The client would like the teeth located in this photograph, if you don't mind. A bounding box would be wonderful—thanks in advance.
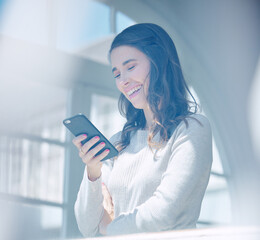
[127,85,142,96]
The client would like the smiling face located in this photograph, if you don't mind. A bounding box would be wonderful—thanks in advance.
[110,46,151,111]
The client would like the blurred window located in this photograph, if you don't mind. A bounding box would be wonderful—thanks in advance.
[0,79,67,238]
[0,0,111,50]
[116,11,136,33]
[57,0,110,52]
[90,93,125,139]
[0,0,50,45]
[0,137,65,203]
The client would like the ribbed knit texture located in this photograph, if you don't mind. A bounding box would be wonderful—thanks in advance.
[74,114,212,236]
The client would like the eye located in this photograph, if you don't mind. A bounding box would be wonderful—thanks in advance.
[128,65,135,71]
[114,73,120,79]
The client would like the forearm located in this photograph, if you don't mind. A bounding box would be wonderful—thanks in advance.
[106,178,205,236]
[74,169,104,237]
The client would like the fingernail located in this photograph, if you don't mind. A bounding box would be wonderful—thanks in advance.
[100,142,105,146]
[83,134,87,137]
[94,136,100,140]
[105,149,110,153]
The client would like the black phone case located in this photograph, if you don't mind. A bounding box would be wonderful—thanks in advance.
[63,113,118,161]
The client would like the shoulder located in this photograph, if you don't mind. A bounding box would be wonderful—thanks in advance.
[176,114,211,136]
[168,114,213,165]
[169,114,212,148]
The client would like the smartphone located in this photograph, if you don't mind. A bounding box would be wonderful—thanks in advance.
[63,113,118,161]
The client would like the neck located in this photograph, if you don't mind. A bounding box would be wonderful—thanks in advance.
[143,107,154,129]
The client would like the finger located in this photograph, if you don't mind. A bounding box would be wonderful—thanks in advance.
[102,184,113,214]
[72,134,87,149]
[106,194,113,210]
[105,198,113,214]
[104,189,114,214]
[81,141,106,162]
[102,184,113,206]
[102,183,110,198]
[91,149,110,163]
[80,136,100,155]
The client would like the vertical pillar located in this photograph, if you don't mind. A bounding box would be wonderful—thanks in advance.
[62,83,92,238]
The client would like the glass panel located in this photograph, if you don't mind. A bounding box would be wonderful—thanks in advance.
[0,0,49,45]
[207,174,228,191]
[116,11,136,33]
[90,94,125,139]
[0,137,65,203]
[0,80,67,142]
[199,174,231,226]
[57,0,110,52]
[0,0,111,49]
[0,200,62,239]
[212,138,224,174]
[199,189,232,226]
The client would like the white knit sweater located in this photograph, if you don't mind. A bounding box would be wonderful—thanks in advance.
[74,114,212,237]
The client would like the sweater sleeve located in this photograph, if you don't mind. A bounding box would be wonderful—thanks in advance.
[74,168,104,237]
[74,132,120,237]
[107,115,213,235]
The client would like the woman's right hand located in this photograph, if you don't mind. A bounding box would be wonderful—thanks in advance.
[72,134,110,181]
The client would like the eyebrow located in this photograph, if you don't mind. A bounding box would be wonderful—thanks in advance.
[112,59,137,73]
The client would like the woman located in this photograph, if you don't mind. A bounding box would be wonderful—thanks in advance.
[73,23,212,237]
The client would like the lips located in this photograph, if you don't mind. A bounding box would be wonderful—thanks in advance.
[126,85,142,97]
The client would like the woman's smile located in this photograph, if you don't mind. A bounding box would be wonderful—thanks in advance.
[125,84,143,99]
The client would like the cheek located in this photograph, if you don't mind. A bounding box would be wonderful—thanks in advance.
[143,78,150,97]
[140,64,150,84]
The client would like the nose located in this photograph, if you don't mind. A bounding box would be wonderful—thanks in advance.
[119,73,130,86]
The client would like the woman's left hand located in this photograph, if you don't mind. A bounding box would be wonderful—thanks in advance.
[99,183,114,235]
[102,183,114,220]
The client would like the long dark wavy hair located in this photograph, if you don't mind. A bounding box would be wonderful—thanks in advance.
[109,23,199,152]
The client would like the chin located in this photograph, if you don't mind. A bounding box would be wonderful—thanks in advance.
[131,103,146,110]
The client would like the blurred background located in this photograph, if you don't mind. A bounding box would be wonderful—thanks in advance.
[0,0,259,239]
